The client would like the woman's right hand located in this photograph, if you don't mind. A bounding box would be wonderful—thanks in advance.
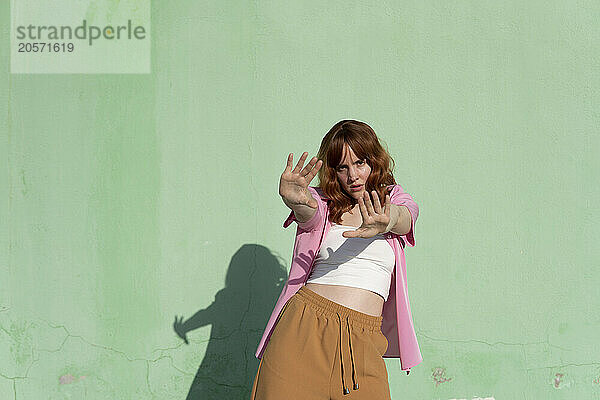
[279,152,323,209]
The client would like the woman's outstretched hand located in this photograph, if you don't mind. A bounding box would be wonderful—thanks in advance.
[279,152,323,209]
[173,316,189,344]
[342,190,392,239]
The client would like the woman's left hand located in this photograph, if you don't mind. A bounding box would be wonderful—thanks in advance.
[342,190,391,238]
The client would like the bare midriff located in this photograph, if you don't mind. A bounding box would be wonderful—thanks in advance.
[304,283,384,317]
[304,208,386,317]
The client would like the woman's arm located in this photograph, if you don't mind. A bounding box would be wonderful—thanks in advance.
[282,191,318,223]
[386,204,412,236]
[387,184,418,247]
[282,186,322,231]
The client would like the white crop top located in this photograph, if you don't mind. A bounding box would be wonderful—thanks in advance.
[306,223,395,301]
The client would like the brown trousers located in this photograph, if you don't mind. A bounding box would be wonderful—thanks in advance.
[251,286,391,399]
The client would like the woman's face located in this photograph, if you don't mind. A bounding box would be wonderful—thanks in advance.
[335,144,371,200]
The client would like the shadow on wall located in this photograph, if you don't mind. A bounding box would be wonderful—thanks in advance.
[173,244,288,400]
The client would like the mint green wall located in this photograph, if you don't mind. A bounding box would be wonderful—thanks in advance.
[2,1,599,399]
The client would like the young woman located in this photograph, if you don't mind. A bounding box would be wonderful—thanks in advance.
[251,120,422,399]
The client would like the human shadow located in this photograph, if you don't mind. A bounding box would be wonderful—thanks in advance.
[173,244,288,399]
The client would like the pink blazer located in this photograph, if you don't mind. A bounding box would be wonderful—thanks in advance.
[255,184,423,372]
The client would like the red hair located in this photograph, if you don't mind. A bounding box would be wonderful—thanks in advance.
[316,120,397,224]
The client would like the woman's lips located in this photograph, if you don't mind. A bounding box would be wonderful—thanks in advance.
[350,184,362,191]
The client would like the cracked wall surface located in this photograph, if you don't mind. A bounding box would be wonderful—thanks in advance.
[1,0,599,399]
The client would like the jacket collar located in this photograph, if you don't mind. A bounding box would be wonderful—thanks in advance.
[314,186,330,200]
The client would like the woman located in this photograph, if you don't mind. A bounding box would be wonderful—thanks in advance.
[251,120,422,399]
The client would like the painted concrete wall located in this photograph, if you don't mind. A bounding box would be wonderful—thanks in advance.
[1,1,599,399]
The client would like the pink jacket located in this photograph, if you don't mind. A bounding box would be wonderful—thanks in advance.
[255,184,423,372]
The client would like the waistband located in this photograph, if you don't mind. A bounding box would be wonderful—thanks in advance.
[295,285,383,331]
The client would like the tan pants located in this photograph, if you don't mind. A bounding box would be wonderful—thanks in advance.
[251,286,391,399]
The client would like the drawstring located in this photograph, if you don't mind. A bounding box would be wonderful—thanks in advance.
[336,313,348,395]
[346,315,359,390]
[336,312,359,395]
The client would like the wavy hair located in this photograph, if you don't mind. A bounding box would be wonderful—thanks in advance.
[316,120,397,224]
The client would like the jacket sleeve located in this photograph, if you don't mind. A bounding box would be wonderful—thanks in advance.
[282,186,322,232]
[389,184,418,247]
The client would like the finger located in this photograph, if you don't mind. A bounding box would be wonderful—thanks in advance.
[292,151,308,174]
[342,228,362,238]
[363,191,375,216]
[300,156,318,177]
[384,194,391,216]
[284,153,293,173]
[343,227,372,238]
[305,159,323,183]
[356,194,369,219]
[363,190,377,215]
[371,190,382,214]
